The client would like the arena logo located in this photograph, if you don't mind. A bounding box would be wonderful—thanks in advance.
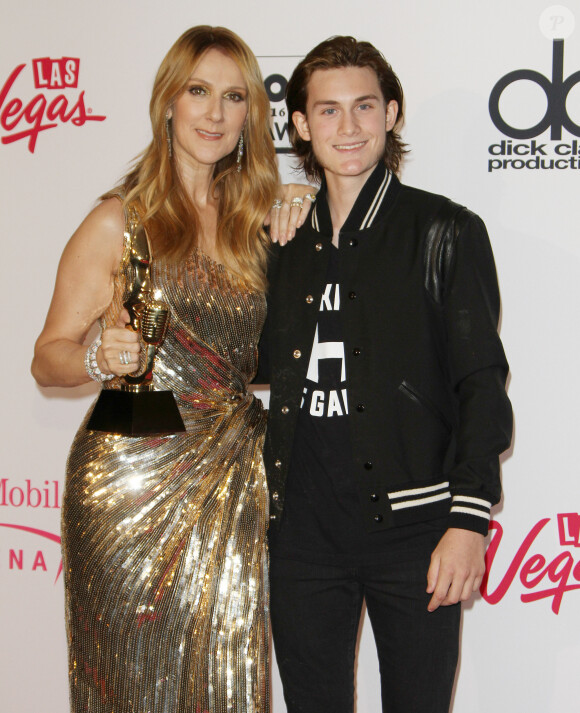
[258,57,301,155]
[0,477,60,509]
[487,6,579,172]
[0,522,62,582]
[0,56,106,153]
[481,513,580,614]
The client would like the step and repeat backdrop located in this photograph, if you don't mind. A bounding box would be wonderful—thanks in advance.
[1,1,578,711]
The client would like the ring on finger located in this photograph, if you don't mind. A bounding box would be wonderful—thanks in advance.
[272,198,283,210]
[304,193,317,204]
[119,350,130,365]
[290,197,304,208]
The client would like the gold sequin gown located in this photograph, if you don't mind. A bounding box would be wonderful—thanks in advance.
[63,218,269,713]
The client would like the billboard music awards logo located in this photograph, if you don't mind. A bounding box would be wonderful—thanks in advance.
[259,57,301,155]
[0,56,106,153]
[487,5,579,172]
[0,477,62,581]
[481,513,580,614]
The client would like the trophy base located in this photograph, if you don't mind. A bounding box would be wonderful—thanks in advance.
[86,389,186,436]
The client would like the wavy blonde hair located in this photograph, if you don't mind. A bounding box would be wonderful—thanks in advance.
[108,26,278,291]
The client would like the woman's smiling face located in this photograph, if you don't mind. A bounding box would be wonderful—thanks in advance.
[169,47,248,173]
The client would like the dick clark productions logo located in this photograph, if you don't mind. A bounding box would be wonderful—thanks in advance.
[487,6,579,171]
[0,56,106,153]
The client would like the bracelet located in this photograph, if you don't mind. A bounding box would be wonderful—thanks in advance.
[84,336,114,382]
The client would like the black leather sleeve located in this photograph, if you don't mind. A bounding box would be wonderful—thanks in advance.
[442,212,513,533]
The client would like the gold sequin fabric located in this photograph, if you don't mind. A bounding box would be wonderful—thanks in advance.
[63,230,269,712]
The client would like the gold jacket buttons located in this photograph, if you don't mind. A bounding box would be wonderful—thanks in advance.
[306,295,314,304]
[272,491,279,501]
[281,406,290,414]
[315,242,323,251]
[274,459,282,468]
[293,349,302,359]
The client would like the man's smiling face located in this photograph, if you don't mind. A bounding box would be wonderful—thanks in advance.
[292,65,398,184]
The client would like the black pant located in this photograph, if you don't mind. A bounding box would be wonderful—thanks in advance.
[270,547,460,713]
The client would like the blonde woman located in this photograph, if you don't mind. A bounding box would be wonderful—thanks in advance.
[32,26,311,713]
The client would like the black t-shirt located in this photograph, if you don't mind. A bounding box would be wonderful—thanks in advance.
[269,246,446,565]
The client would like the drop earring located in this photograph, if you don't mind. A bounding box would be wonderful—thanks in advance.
[165,114,172,158]
[236,132,244,172]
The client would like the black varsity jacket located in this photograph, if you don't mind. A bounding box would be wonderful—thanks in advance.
[256,163,513,536]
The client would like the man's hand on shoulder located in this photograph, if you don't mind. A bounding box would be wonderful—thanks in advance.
[426,528,486,612]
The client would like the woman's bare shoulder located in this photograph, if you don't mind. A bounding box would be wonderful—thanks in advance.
[63,197,126,269]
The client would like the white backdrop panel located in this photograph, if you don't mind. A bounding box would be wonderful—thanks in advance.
[1,1,579,712]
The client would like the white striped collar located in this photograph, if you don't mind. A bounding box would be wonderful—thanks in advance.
[360,170,392,229]
[309,163,398,234]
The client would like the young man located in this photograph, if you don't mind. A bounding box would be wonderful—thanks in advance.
[258,36,512,713]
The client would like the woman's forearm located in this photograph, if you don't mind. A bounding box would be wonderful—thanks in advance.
[32,338,93,388]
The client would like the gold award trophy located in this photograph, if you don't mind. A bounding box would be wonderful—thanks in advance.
[86,224,186,436]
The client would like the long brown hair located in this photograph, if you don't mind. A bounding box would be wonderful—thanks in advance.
[108,26,278,291]
[286,36,408,182]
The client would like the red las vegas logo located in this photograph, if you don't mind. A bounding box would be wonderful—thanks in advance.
[482,513,580,614]
[0,56,106,153]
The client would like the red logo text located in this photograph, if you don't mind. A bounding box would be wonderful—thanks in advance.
[32,57,80,89]
[0,57,106,153]
[0,478,60,509]
[0,523,62,582]
[481,514,580,614]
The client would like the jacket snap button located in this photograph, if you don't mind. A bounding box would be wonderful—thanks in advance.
[374,514,383,523]
[293,349,302,359]
[370,493,379,502]
[315,243,323,251]
[270,514,277,520]
[306,295,314,304]
[349,291,357,299]
[349,238,358,247]
[274,459,282,468]
[352,348,361,356]
[356,404,365,412]
[364,462,373,470]
[272,491,279,501]
[281,406,289,414]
